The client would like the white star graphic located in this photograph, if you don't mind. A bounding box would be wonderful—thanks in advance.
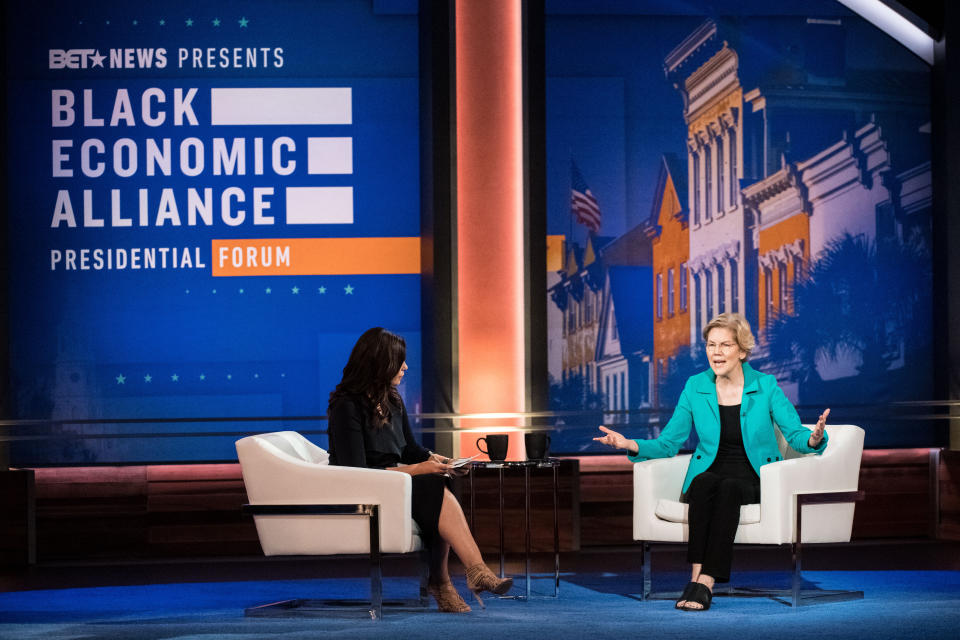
[291,286,300,294]
[144,374,153,383]
[171,374,179,382]
[227,374,233,380]
[116,374,126,384]
[344,284,354,295]
[254,373,260,378]
[185,18,194,27]
[239,288,245,294]
[199,373,206,381]
[265,287,272,294]
[318,286,327,294]
[90,50,106,67]
[239,16,250,28]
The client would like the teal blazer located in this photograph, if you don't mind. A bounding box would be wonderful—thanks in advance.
[628,362,828,495]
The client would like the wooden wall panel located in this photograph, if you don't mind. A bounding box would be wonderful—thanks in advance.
[21,450,955,562]
[0,469,35,565]
[940,450,960,540]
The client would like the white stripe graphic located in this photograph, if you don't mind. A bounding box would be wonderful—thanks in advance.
[285,187,354,224]
[307,137,353,174]
[211,88,352,125]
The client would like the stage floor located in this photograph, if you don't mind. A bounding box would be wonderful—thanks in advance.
[1,540,959,639]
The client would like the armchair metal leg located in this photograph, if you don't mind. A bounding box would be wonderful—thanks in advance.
[241,503,430,619]
[785,491,865,607]
[641,542,652,601]
[369,505,383,620]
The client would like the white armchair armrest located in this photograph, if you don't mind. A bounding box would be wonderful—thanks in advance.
[633,454,690,541]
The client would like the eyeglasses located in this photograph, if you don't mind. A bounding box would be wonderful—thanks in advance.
[705,342,738,353]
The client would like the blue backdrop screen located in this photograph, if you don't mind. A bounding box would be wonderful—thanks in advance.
[5,0,423,463]
[545,0,936,450]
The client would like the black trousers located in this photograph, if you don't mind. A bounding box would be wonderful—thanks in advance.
[685,471,760,583]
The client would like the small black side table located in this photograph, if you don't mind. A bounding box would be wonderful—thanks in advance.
[467,459,560,600]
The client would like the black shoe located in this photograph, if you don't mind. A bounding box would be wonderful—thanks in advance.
[675,582,698,609]
[680,582,712,611]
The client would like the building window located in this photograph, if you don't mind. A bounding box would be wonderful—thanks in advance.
[729,127,738,201]
[583,291,592,324]
[876,202,897,243]
[705,269,714,321]
[605,375,611,410]
[612,372,618,412]
[656,273,663,320]
[668,268,675,316]
[620,371,626,410]
[680,262,688,311]
[704,144,713,220]
[779,261,788,310]
[717,134,725,213]
[692,152,700,225]
[694,273,701,329]
[567,303,575,333]
[764,267,773,320]
[792,254,804,312]
[729,258,738,313]
[717,263,726,313]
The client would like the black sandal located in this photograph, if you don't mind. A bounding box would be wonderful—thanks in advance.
[680,582,712,611]
[675,581,698,609]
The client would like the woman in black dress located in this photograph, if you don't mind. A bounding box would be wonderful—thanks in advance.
[327,327,512,612]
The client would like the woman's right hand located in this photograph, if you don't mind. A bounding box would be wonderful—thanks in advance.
[416,459,453,475]
[593,426,639,454]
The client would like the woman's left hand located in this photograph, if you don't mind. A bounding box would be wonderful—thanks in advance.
[808,408,830,448]
[429,452,451,464]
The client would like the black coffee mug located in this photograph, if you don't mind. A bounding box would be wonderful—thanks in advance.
[476,434,509,461]
[524,431,551,460]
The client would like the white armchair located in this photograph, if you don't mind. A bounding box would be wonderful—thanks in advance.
[633,424,866,606]
[236,431,428,619]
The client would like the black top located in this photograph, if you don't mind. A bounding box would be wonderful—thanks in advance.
[327,393,431,469]
[707,403,759,481]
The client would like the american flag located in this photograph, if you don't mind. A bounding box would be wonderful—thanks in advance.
[571,162,602,232]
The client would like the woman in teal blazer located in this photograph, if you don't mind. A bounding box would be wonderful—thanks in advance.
[595,313,829,611]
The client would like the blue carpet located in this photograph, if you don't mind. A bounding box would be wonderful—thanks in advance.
[1,571,958,639]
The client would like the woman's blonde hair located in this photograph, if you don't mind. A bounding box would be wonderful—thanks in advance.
[701,313,756,359]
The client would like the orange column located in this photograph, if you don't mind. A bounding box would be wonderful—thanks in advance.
[455,0,526,460]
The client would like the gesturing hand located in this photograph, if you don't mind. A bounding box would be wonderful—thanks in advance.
[593,426,638,454]
[808,408,830,448]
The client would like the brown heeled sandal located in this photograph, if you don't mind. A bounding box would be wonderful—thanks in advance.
[428,581,471,613]
[465,563,513,608]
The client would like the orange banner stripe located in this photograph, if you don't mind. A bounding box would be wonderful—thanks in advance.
[211,237,421,277]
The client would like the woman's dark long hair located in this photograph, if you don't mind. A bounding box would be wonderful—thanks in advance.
[329,327,406,427]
